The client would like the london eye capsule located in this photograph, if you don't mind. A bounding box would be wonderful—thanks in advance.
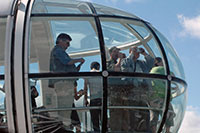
[0,0,187,132]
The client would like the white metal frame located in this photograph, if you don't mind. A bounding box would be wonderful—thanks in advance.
[13,0,31,132]
[5,15,15,133]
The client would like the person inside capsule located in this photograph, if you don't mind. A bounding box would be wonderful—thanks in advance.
[150,57,175,133]
[107,46,130,131]
[120,46,155,132]
[49,33,85,128]
[84,61,102,131]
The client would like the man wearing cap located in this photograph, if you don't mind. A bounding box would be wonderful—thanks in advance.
[49,33,85,128]
[107,46,128,131]
[107,46,125,72]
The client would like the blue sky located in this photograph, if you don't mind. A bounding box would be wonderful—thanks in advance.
[79,0,200,132]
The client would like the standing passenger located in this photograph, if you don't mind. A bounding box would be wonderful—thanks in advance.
[150,57,175,133]
[84,62,102,131]
[106,46,128,131]
[49,33,85,128]
[121,46,154,132]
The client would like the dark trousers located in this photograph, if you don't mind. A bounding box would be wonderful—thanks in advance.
[71,103,80,126]
[90,98,102,131]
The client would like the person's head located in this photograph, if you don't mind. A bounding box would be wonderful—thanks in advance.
[109,46,120,60]
[56,33,72,50]
[90,61,100,70]
[129,46,140,59]
[155,57,163,66]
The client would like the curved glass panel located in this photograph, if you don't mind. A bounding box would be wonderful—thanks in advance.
[92,3,139,18]
[107,77,168,132]
[151,25,185,80]
[30,77,103,132]
[32,0,92,14]
[101,21,138,46]
[101,18,166,74]
[167,81,187,133]
[129,24,149,39]
[29,17,101,73]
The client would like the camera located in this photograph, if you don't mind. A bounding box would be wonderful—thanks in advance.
[136,48,143,53]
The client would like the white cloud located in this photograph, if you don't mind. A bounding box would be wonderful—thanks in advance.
[178,14,200,39]
[179,106,200,133]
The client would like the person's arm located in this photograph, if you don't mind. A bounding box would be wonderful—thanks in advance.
[54,48,85,65]
[121,55,134,72]
[74,88,84,100]
[144,54,155,69]
[114,52,125,71]
[83,79,89,106]
[76,61,84,71]
[139,48,154,68]
[67,58,85,65]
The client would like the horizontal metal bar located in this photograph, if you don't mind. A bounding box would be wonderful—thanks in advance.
[33,105,163,113]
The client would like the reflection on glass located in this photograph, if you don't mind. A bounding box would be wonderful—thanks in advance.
[30,77,103,132]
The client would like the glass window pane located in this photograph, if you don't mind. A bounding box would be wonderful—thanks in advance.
[29,17,102,73]
[129,24,149,39]
[168,81,187,133]
[101,18,165,74]
[100,18,139,48]
[93,3,139,18]
[151,26,185,80]
[30,77,103,132]
[107,77,167,132]
[32,0,92,14]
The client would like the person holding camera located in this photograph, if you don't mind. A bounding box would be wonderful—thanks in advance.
[121,46,154,74]
[120,46,154,132]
